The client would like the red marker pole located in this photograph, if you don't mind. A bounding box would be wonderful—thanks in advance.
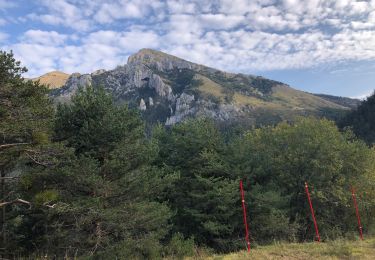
[240,180,251,252]
[351,186,364,240]
[304,182,320,242]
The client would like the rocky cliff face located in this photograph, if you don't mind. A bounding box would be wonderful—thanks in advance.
[51,49,355,125]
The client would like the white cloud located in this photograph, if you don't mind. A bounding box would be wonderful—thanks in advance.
[6,43,61,76]
[6,29,161,77]
[95,1,146,23]
[349,1,369,15]
[24,0,375,33]
[219,0,253,15]
[167,0,196,14]
[1,0,374,80]
[200,14,244,30]
[21,30,68,45]
[7,41,124,77]
[27,0,93,31]
[0,18,6,26]
[84,30,160,52]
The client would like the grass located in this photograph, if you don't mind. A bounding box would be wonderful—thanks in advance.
[32,71,70,89]
[196,74,225,101]
[191,238,375,260]
[195,73,344,113]
[271,85,347,110]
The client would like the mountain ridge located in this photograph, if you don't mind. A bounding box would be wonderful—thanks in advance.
[50,49,358,125]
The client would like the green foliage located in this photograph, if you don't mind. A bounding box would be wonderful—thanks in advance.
[202,71,281,97]
[0,51,54,255]
[34,190,59,205]
[46,86,174,257]
[164,233,195,258]
[154,119,242,252]
[156,68,201,95]
[4,84,176,258]
[0,50,53,151]
[2,51,375,258]
[94,236,163,260]
[316,107,349,122]
[32,131,49,145]
[141,99,172,125]
[340,92,375,145]
[229,117,375,241]
[55,86,143,162]
[0,50,27,85]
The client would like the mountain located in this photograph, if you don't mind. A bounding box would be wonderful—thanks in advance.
[51,49,355,126]
[33,71,70,89]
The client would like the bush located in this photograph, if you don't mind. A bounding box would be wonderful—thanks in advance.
[164,233,195,259]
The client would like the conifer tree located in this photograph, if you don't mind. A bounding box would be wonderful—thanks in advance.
[155,119,241,251]
[0,50,53,251]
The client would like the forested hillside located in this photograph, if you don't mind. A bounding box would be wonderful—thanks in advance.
[340,92,375,145]
[1,51,375,259]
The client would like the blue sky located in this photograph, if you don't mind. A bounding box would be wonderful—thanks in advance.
[1,0,375,98]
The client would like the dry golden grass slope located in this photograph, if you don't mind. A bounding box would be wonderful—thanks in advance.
[32,71,70,89]
[271,85,348,111]
[193,238,375,260]
[196,71,348,112]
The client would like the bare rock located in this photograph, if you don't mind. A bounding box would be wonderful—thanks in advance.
[139,98,146,110]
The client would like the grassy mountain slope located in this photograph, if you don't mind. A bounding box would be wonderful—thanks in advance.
[33,71,70,88]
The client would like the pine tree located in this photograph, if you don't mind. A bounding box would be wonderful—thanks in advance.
[47,86,174,257]
[155,119,241,251]
[0,50,53,252]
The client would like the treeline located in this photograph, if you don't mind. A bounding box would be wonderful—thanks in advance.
[340,91,375,145]
[1,51,375,258]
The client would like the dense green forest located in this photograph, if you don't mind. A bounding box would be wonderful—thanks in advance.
[1,51,375,259]
[340,92,375,145]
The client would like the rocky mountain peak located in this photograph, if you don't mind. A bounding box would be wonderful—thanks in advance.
[127,48,205,72]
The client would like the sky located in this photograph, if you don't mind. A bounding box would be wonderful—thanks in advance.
[1,0,375,98]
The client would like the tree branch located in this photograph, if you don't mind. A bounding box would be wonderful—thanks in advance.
[25,152,49,167]
[0,198,31,208]
[0,176,20,180]
[0,142,30,149]
[0,199,59,209]
[43,201,58,208]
